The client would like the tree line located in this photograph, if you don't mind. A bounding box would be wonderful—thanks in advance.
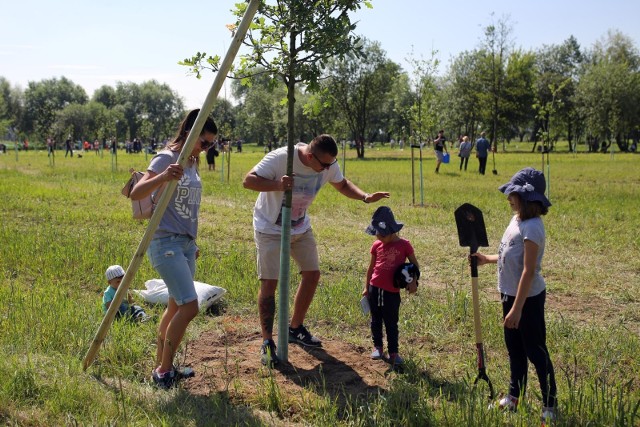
[1,21,639,156]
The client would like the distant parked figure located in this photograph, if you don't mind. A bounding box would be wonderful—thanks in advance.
[206,143,219,171]
[65,138,73,157]
[433,130,448,173]
[46,138,53,157]
[475,132,491,175]
[458,135,473,171]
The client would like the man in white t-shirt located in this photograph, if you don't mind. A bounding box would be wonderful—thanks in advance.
[243,134,390,366]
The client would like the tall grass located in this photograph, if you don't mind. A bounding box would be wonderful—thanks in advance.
[0,145,639,425]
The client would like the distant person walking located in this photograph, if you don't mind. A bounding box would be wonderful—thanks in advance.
[475,132,491,175]
[458,135,473,171]
[433,130,448,174]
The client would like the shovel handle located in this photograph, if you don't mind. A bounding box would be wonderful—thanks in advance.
[470,247,479,278]
[469,247,483,345]
[471,275,484,346]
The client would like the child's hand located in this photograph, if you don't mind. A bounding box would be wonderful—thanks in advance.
[362,287,369,297]
[470,252,488,266]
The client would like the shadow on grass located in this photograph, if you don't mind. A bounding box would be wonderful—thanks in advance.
[278,345,383,416]
[160,389,264,427]
[393,361,471,402]
[94,375,264,426]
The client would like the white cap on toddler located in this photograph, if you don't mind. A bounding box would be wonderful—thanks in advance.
[105,265,126,281]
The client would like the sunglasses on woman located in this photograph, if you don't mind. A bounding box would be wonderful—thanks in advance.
[199,137,214,150]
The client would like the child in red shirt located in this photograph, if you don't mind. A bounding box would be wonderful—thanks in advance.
[363,206,420,366]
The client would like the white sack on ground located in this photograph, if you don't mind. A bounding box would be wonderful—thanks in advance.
[133,279,227,311]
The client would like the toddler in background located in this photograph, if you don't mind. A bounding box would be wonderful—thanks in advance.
[103,265,148,322]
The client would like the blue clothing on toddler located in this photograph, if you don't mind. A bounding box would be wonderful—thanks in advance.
[102,286,148,321]
[103,285,129,315]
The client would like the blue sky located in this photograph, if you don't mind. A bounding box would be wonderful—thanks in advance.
[1,0,639,109]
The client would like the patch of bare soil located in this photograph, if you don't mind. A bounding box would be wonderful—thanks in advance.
[182,316,394,411]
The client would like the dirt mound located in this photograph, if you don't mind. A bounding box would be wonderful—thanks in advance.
[182,315,394,409]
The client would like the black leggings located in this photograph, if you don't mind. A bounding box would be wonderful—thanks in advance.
[478,156,488,174]
[459,156,469,170]
[368,285,401,354]
[502,290,557,407]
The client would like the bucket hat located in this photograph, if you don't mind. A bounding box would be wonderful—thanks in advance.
[499,167,551,207]
[365,206,404,236]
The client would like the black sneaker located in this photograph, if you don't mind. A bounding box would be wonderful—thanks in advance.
[152,369,176,390]
[288,324,322,347]
[260,339,280,367]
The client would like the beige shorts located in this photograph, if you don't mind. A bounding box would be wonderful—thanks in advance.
[254,228,319,280]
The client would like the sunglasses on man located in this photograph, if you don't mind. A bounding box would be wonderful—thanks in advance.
[311,151,337,169]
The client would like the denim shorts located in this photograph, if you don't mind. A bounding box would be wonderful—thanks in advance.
[147,234,197,305]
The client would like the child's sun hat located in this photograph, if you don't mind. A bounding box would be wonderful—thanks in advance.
[499,167,551,207]
[365,206,403,236]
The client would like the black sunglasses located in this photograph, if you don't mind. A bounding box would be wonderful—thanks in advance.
[311,151,337,169]
[199,137,214,150]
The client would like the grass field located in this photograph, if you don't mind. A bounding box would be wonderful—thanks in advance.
[0,143,639,426]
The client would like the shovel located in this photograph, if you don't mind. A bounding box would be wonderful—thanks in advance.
[454,203,495,399]
[491,146,498,175]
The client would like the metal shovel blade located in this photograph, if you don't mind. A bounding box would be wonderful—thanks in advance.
[454,203,489,252]
[454,203,494,400]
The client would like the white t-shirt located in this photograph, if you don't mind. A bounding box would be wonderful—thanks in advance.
[252,143,344,235]
[497,215,546,297]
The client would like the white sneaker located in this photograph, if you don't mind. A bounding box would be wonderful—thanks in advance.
[489,395,518,411]
[541,407,557,425]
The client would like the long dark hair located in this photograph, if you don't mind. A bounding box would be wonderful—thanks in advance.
[513,193,548,220]
[167,109,218,152]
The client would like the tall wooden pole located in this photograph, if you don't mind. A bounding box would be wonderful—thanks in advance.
[82,0,262,370]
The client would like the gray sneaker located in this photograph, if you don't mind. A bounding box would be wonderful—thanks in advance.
[260,339,280,367]
[174,365,195,379]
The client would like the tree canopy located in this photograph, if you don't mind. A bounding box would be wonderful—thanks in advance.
[3,23,640,153]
